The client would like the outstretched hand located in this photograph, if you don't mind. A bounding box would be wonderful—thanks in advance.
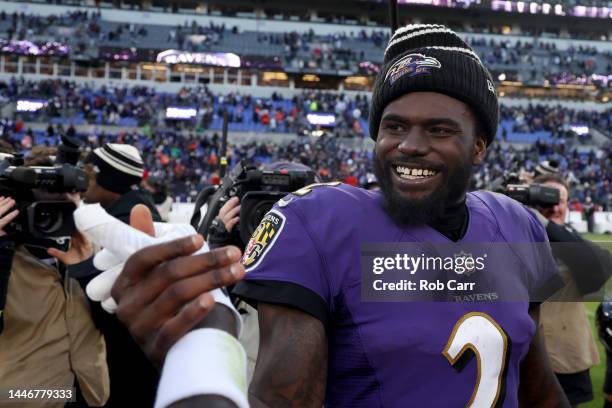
[111,204,245,366]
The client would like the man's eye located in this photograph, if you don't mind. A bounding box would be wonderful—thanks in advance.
[383,123,405,132]
[429,127,456,136]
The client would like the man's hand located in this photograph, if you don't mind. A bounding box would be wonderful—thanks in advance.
[47,230,93,264]
[218,197,241,233]
[0,197,18,236]
[111,206,245,366]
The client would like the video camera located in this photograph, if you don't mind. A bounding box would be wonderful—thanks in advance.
[0,136,87,240]
[198,161,317,246]
[492,172,560,207]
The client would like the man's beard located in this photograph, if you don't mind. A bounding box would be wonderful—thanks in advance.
[373,156,472,226]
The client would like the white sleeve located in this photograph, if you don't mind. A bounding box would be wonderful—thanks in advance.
[154,328,249,408]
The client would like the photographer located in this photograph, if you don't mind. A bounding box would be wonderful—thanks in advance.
[65,143,162,407]
[597,302,612,408]
[82,144,161,223]
[192,161,318,381]
[0,147,109,407]
[141,176,173,222]
[533,172,612,407]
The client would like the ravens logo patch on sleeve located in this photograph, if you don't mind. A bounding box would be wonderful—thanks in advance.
[242,210,286,271]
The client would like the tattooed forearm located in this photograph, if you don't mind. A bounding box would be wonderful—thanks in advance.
[249,303,328,408]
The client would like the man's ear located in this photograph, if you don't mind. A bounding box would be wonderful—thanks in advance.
[472,136,487,166]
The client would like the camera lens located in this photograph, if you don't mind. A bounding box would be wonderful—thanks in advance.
[33,206,64,235]
[27,201,77,238]
[246,200,275,237]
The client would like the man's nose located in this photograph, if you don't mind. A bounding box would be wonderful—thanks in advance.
[397,128,430,156]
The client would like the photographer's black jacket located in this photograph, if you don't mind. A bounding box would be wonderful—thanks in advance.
[0,236,15,335]
[68,190,161,407]
[545,222,612,295]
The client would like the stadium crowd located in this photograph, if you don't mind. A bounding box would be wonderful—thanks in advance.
[0,79,374,133]
[498,104,611,138]
[1,10,611,86]
[1,113,610,211]
[1,79,610,138]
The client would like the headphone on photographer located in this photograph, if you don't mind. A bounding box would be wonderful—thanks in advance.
[190,184,225,237]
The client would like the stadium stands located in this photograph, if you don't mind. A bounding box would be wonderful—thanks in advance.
[2,80,610,140]
[1,8,610,89]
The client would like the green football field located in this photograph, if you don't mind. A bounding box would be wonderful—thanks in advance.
[579,234,612,408]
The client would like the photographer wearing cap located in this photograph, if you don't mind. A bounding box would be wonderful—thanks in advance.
[532,171,612,407]
[64,143,162,407]
[141,176,173,222]
[0,147,109,407]
[83,144,161,223]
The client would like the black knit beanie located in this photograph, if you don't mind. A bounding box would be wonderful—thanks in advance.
[369,24,499,145]
[86,143,144,194]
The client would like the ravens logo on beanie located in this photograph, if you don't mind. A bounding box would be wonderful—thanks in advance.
[369,24,499,145]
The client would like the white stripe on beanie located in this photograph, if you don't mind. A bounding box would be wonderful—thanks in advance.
[421,46,481,63]
[107,143,143,165]
[385,26,456,55]
[93,144,144,177]
[389,24,446,40]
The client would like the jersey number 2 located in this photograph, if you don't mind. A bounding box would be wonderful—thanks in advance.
[442,312,509,408]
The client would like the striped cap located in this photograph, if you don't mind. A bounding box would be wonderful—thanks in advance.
[370,24,499,145]
[535,160,560,176]
[88,143,144,194]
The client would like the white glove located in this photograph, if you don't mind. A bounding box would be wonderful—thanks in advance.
[74,204,207,313]
[73,204,243,337]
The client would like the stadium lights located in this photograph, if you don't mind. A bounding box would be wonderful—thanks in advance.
[165,107,198,120]
[570,125,589,136]
[307,113,336,127]
[302,74,321,82]
[177,66,206,73]
[311,130,325,137]
[500,81,523,86]
[491,0,566,15]
[142,64,168,71]
[345,76,370,86]
[262,72,289,81]
[396,0,482,6]
[556,84,597,90]
[16,99,47,112]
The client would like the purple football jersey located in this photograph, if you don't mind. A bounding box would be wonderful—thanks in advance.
[233,183,559,407]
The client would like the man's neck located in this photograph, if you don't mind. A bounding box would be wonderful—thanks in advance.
[100,193,122,209]
[428,198,468,242]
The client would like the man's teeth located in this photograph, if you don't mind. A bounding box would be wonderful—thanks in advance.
[396,166,438,179]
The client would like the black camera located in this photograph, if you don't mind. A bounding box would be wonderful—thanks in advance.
[492,172,560,207]
[0,137,87,240]
[199,161,316,246]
